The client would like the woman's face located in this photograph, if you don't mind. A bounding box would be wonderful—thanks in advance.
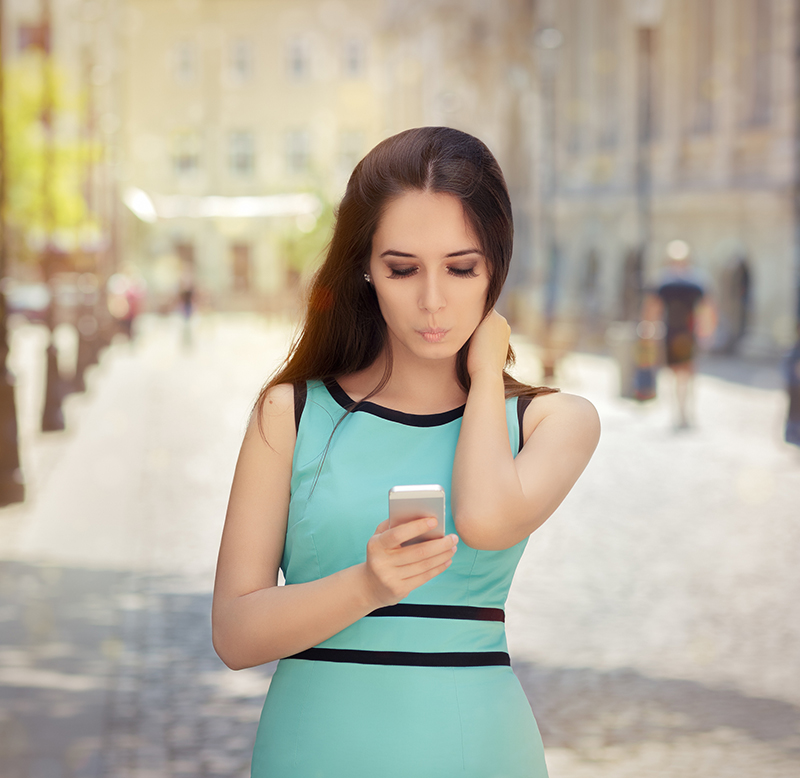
[368,190,490,365]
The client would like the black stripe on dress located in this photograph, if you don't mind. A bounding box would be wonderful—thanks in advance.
[517,395,533,454]
[324,378,466,427]
[367,604,504,622]
[287,648,511,667]
[293,381,307,434]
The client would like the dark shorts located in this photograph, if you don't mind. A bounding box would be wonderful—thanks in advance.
[665,331,696,366]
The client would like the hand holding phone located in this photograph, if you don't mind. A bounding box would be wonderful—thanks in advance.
[388,484,446,546]
[363,486,457,607]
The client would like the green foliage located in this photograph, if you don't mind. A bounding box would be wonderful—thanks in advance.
[280,198,335,279]
[4,53,93,257]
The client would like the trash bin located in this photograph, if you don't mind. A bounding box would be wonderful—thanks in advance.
[606,320,664,400]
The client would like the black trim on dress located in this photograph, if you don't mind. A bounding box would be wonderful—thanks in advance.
[367,604,505,622]
[324,379,466,427]
[293,381,307,434]
[517,395,533,454]
[287,648,511,667]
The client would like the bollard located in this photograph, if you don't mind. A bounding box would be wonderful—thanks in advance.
[0,291,25,506]
[785,336,800,447]
[71,273,100,393]
[0,370,24,506]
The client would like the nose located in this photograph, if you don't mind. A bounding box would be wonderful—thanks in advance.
[419,275,446,313]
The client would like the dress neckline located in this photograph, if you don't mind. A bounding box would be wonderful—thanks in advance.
[324,379,466,428]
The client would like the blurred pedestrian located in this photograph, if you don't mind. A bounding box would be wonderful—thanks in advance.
[784,325,800,447]
[177,268,195,348]
[642,240,714,429]
[212,127,600,778]
[107,268,146,342]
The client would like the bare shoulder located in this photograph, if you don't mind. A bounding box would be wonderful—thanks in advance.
[258,382,295,418]
[521,391,600,446]
[246,382,297,456]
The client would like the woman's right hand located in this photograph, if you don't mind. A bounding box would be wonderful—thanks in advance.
[363,519,459,608]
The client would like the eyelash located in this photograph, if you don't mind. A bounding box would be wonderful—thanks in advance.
[388,267,478,279]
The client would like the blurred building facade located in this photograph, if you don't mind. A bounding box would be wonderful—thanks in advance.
[3,0,797,353]
[532,0,796,354]
[382,0,796,355]
[379,0,539,315]
[120,0,384,311]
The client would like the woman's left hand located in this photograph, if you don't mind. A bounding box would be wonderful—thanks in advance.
[467,309,511,379]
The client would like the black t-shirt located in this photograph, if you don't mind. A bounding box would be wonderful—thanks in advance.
[656,276,705,334]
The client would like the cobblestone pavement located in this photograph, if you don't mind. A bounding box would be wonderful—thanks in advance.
[1,312,799,777]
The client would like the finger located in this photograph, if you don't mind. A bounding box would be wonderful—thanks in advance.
[401,557,454,588]
[380,517,439,548]
[373,519,390,535]
[393,534,459,567]
[397,545,457,578]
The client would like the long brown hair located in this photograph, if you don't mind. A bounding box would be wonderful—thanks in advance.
[254,127,556,435]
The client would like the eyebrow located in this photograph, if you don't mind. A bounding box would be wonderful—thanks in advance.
[379,248,484,259]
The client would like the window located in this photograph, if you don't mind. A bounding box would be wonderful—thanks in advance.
[565,12,585,154]
[286,130,310,174]
[648,30,663,141]
[229,38,254,83]
[287,38,310,80]
[595,0,619,149]
[17,23,49,53]
[175,242,195,268]
[173,131,201,175]
[231,243,251,292]
[738,0,772,127]
[229,131,255,176]
[174,40,197,84]
[690,1,715,134]
[338,131,364,175]
[342,39,366,77]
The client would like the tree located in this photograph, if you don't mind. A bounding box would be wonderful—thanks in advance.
[279,197,334,287]
[4,52,92,264]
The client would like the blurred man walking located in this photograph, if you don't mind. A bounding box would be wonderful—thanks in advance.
[643,240,714,429]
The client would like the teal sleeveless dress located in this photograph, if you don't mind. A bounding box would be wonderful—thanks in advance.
[251,379,549,778]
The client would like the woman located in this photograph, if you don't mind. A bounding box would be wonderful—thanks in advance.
[212,127,600,777]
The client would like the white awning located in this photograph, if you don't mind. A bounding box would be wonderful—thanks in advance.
[124,188,321,221]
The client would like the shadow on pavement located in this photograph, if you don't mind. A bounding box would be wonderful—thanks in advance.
[695,353,784,391]
[0,560,274,778]
[4,557,799,776]
[514,660,800,754]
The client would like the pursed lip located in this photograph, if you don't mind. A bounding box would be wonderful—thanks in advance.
[417,328,449,343]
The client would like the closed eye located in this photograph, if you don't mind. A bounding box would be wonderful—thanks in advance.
[385,265,480,279]
[448,266,478,278]
[387,266,417,278]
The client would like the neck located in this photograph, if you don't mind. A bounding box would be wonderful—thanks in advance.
[341,344,467,413]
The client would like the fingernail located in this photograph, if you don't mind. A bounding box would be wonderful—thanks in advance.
[427,518,438,527]
[449,534,459,543]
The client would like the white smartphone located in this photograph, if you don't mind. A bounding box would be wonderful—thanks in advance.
[388,484,446,546]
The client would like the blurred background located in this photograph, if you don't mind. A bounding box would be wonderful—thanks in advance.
[1,1,799,777]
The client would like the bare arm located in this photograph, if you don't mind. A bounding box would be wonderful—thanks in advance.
[641,292,663,324]
[212,384,458,670]
[451,312,600,550]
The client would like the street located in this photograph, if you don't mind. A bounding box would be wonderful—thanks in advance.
[1,313,799,778]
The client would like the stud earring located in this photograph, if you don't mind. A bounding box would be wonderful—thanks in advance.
[364,273,372,283]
